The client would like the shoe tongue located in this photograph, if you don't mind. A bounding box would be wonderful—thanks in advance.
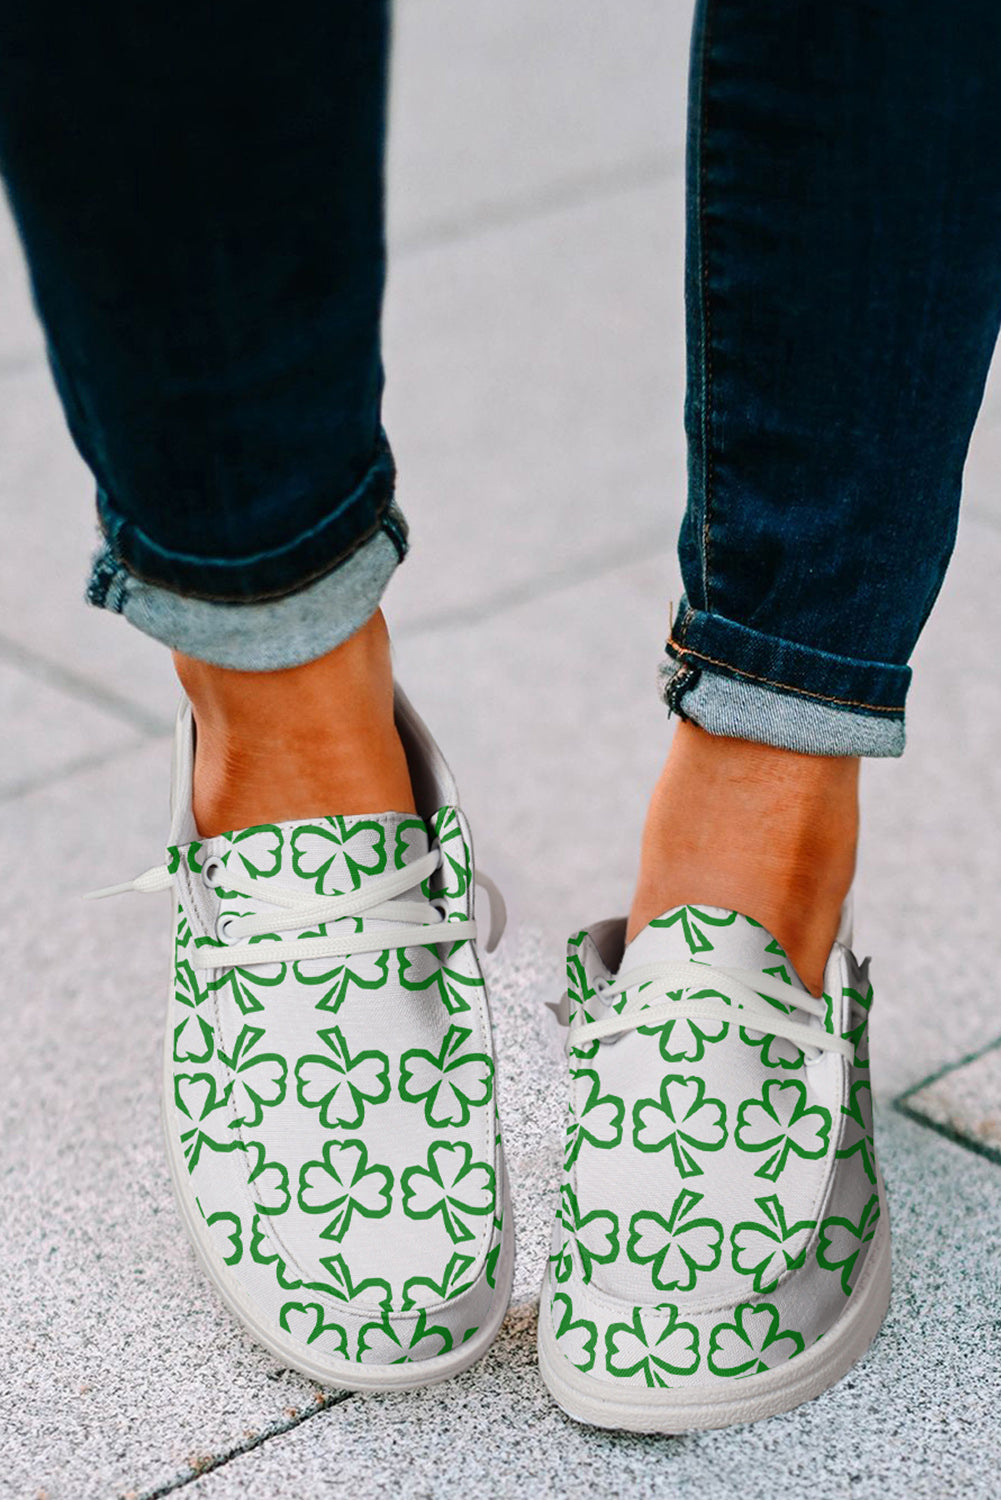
[620,904,806,992]
[208,812,430,897]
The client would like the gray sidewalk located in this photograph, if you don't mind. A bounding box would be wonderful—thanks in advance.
[4,3,1001,1497]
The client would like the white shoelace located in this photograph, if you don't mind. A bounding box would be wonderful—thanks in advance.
[86,847,506,969]
[569,959,852,1061]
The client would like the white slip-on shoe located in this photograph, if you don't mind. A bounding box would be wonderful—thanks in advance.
[538,903,889,1433]
[91,687,514,1390]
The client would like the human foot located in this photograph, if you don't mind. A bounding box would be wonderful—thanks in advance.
[538,903,887,1432]
[628,722,858,994]
[173,608,416,837]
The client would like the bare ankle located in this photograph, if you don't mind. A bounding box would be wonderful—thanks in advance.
[628,722,859,994]
[174,610,416,836]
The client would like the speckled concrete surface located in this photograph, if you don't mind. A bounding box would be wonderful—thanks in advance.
[4,0,1001,1495]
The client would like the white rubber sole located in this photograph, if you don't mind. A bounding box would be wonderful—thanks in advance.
[538,1184,891,1434]
[162,1044,515,1392]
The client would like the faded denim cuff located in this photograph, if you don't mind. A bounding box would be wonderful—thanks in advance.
[87,501,407,670]
[663,602,908,758]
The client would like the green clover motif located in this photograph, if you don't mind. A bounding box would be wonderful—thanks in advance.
[817,1193,880,1295]
[730,1194,817,1293]
[605,1305,700,1385]
[295,948,390,1015]
[735,1079,832,1181]
[173,1013,214,1064]
[205,957,287,1017]
[565,936,602,1060]
[835,1080,876,1183]
[221,825,284,882]
[298,1139,393,1242]
[551,1185,619,1285]
[421,808,471,900]
[291,817,387,894]
[295,1025,391,1128]
[278,1301,349,1357]
[637,989,730,1063]
[174,1072,233,1166]
[244,1139,292,1215]
[632,1075,727,1177]
[249,1213,303,1292]
[167,842,206,878]
[402,1250,477,1308]
[627,1188,724,1291]
[565,1069,626,1169]
[313,1250,392,1309]
[648,905,738,957]
[401,1140,495,1244]
[398,944,485,1017]
[842,978,874,1067]
[708,1303,804,1376]
[217,1024,287,1128]
[357,1308,453,1364]
[551,1292,598,1373]
[399,1024,494,1128]
[203,1209,242,1266]
[737,962,806,1070]
[174,956,205,1010]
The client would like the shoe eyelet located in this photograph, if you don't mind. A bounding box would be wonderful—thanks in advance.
[215,912,237,943]
[202,856,224,889]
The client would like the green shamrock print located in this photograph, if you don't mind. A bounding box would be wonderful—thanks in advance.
[173,1013,214,1065]
[298,1139,393,1242]
[841,977,873,1067]
[278,1301,349,1357]
[605,1305,700,1386]
[205,958,287,1018]
[708,1303,804,1376]
[738,964,805,1070]
[632,1075,727,1177]
[244,1139,292,1216]
[730,1194,817,1293]
[295,950,390,1015]
[401,1250,477,1309]
[565,1069,626,1169]
[817,1193,880,1294]
[835,1080,876,1183]
[291,818,387,894]
[399,1024,495,1128]
[249,1213,303,1292]
[295,1025,390,1129]
[565,938,602,1061]
[627,1188,724,1292]
[551,1292,598,1373]
[314,1250,393,1309]
[203,1209,243,1266]
[398,945,485,1017]
[735,1079,832,1181]
[357,1308,453,1364]
[217,1023,287,1128]
[401,1140,495,1245]
[174,1072,233,1168]
[221,825,284,883]
[551,1185,619,1285]
[174,956,205,1011]
[637,993,729,1063]
[421,808,471,900]
[648,905,738,957]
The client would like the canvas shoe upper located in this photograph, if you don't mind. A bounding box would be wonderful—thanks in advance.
[537,903,890,1432]
[95,687,513,1389]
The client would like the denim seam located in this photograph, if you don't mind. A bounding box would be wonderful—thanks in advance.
[697,0,716,614]
[666,637,906,714]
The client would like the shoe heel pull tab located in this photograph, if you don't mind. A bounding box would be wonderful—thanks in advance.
[835,889,854,949]
[547,991,571,1027]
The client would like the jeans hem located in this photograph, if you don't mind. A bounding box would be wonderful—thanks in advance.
[660,657,905,758]
[89,507,405,670]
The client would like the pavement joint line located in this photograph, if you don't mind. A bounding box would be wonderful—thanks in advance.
[0,628,173,736]
[398,531,675,637]
[0,736,152,807]
[389,150,679,258]
[126,1390,356,1500]
[893,1031,1001,1169]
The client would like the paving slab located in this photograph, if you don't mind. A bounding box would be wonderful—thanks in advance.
[898,1039,1001,1164]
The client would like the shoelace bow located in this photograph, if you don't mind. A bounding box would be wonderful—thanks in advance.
[86,847,506,969]
[569,959,852,1062]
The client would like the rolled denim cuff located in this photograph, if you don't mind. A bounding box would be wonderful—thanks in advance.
[87,501,407,670]
[663,602,908,758]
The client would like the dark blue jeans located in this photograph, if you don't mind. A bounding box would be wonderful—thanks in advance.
[0,1,999,749]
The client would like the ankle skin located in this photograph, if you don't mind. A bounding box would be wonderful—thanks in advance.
[628,722,859,995]
[173,609,416,836]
